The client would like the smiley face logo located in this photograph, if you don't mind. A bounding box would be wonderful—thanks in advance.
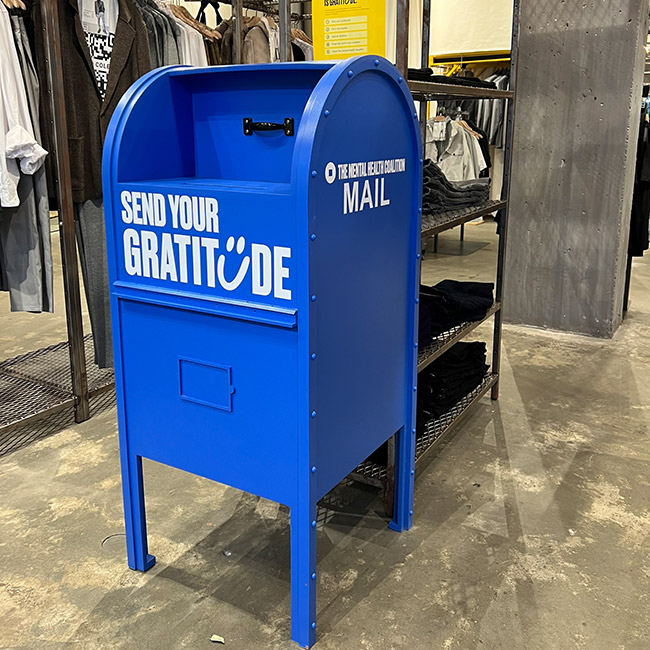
[217,236,250,291]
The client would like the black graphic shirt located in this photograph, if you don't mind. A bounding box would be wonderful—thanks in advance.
[79,0,118,101]
[84,32,114,100]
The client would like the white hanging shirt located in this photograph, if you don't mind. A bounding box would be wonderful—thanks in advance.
[434,120,486,182]
[0,5,47,208]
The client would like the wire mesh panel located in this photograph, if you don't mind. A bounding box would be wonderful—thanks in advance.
[421,199,506,237]
[351,373,497,486]
[0,388,116,458]
[0,335,114,431]
[415,373,496,461]
[417,303,500,372]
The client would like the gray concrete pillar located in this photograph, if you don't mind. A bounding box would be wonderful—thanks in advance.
[504,0,649,337]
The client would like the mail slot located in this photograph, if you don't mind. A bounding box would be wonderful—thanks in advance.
[103,57,422,648]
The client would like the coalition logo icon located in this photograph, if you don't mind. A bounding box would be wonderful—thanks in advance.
[325,162,337,184]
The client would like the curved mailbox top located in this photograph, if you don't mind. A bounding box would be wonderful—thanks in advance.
[103,57,421,316]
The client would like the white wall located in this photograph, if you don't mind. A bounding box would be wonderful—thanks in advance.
[385,0,513,67]
[385,0,423,68]
[429,0,513,55]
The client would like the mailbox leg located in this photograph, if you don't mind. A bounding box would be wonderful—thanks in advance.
[290,504,317,649]
[122,454,156,572]
[389,426,415,532]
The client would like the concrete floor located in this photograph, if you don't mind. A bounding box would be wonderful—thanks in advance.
[1,221,649,649]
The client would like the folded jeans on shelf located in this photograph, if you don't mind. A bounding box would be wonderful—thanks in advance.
[418,280,494,342]
[422,160,490,213]
[407,69,498,89]
[418,342,489,423]
[367,341,490,464]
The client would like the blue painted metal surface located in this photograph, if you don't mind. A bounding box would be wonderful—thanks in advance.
[103,57,421,648]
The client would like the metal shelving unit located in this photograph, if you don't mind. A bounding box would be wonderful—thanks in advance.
[352,0,520,508]
[352,373,498,486]
[408,80,514,101]
[421,200,507,239]
[417,302,501,373]
[414,374,498,463]
[0,0,96,436]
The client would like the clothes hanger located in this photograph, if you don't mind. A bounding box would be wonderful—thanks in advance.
[7,0,25,11]
[457,120,481,139]
[294,28,312,45]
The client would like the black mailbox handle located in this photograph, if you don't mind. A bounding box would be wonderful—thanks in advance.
[243,117,294,136]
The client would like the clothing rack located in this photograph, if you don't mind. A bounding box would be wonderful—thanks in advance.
[205,0,308,62]
[0,0,113,436]
[1,0,312,437]
[207,0,309,23]
[351,0,521,517]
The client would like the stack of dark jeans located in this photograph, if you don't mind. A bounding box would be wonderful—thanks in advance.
[408,68,497,89]
[419,280,494,348]
[417,342,489,431]
[423,160,490,214]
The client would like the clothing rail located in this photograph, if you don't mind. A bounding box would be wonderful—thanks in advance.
[209,0,309,21]
[211,0,308,62]
[0,0,92,435]
[40,0,91,422]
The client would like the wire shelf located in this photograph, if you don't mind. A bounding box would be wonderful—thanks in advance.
[421,199,507,238]
[0,335,114,431]
[0,389,116,459]
[408,80,514,100]
[350,374,497,487]
[417,303,501,373]
[415,373,497,462]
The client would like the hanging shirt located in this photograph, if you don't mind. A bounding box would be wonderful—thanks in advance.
[263,17,280,62]
[292,38,313,61]
[433,120,486,182]
[79,0,119,100]
[0,5,47,208]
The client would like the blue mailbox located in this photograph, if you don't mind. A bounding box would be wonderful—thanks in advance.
[103,57,421,648]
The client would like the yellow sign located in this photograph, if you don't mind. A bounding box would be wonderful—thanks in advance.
[313,0,386,60]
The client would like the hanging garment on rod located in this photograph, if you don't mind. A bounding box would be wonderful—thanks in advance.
[135,0,182,67]
[291,28,313,61]
[243,16,276,64]
[0,3,53,313]
[75,198,112,366]
[629,107,650,258]
[168,2,214,65]
[488,74,509,147]
[218,15,285,64]
[0,4,47,209]
[476,70,510,148]
[31,0,151,364]
[32,0,152,204]
[426,117,487,182]
[77,0,119,99]
[216,15,312,65]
